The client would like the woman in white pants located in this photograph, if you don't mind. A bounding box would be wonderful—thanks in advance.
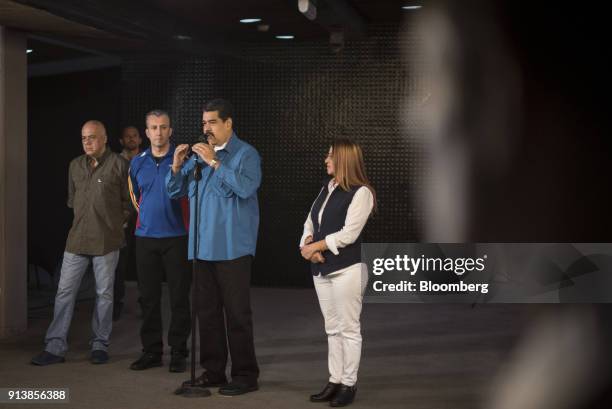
[299,138,376,407]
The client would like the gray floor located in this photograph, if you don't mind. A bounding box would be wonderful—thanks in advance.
[0,283,532,409]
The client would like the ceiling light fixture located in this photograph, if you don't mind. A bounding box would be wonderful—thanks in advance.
[299,0,317,20]
[27,49,33,54]
[276,35,295,40]
[402,5,422,10]
[240,18,262,23]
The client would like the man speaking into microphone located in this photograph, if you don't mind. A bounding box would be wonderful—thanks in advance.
[166,99,262,395]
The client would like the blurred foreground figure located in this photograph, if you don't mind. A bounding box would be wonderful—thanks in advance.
[405,1,612,408]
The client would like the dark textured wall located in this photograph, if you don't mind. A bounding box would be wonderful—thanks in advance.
[26,6,612,290]
[121,24,424,287]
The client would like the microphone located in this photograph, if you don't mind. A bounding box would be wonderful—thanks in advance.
[186,134,209,161]
[196,133,209,144]
[193,160,202,181]
[192,133,210,181]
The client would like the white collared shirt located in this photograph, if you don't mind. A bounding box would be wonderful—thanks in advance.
[299,180,374,256]
[214,141,228,152]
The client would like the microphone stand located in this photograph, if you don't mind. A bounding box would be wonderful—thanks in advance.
[175,158,211,398]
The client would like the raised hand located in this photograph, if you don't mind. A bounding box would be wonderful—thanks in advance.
[172,144,190,173]
[191,142,216,165]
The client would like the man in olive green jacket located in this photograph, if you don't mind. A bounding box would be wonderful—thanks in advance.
[31,120,130,366]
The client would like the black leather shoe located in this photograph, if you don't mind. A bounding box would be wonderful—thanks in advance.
[169,351,187,373]
[329,384,356,407]
[310,382,341,402]
[90,350,109,364]
[130,352,162,370]
[218,381,259,396]
[31,351,65,366]
[181,372,227,388]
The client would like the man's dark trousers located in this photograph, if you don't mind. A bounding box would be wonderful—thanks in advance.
[114,213,137,309]
[135,235,191,355]
[196,255,259,385]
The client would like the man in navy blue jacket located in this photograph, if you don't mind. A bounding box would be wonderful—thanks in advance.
[128,110,191,373]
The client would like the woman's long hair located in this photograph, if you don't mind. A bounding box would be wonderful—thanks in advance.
[331,138,377,213]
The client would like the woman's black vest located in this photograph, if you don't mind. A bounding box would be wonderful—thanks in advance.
[310,181,365,276]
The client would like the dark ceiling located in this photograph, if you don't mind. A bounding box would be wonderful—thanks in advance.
[0,0,424,67]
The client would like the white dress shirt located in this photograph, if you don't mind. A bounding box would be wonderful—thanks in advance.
[214,140,228,152]
[300,180,374,275]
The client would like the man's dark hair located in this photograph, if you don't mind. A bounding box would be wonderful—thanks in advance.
[145,109,171,126]
[203,99,234,121]
[120,125,139,137]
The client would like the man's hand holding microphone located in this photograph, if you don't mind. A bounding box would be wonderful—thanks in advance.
[172,137,219,175]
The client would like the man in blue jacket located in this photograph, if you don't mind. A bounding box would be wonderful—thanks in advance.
[129,110,191,373]
[167,99,261,395]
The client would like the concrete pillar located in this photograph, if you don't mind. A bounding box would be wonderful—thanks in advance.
[0,27,28,338]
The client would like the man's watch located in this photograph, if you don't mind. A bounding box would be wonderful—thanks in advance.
[209,158,218,168]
